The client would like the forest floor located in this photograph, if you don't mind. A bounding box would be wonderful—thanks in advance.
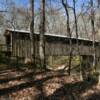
[0,64,100,100]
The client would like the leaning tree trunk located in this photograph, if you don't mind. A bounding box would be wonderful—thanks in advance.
[90,0,96,71]
[39,0,46,70]
[62,0,72,75]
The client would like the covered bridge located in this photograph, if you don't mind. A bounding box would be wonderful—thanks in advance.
[4,29,100,60]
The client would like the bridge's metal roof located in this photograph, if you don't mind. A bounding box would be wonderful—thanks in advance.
[5,28,99,43]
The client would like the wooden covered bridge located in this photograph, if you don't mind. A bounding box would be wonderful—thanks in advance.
[3,29,100,62]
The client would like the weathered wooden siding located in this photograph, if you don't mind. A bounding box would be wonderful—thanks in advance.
[45,40,99,56]
[11,32,33,58]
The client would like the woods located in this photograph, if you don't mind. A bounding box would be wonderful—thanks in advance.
[0,0,100,99]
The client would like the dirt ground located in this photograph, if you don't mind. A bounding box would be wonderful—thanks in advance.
[0,67,100,100]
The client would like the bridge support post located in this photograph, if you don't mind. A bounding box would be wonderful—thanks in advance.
[79,56,83,80]
[81,55,93,80]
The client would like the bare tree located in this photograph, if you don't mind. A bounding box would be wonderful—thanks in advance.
[62,0,72,75]
[72,0,83,79]
[39,0,46,69]
[30,0,36,66]
[90,0,96,71]
[73,0,78,39]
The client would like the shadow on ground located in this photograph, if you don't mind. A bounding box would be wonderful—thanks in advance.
[0,67,99,100]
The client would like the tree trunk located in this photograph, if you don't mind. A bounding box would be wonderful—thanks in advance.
[30,0,36,66]
[90,0,96,71]
[73,0,83,79]
[39,0,46,70]
[62,0,72,75]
